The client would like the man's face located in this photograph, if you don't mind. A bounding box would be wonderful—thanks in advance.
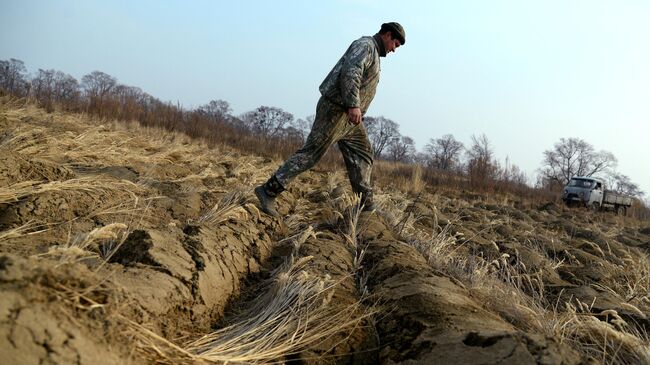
[382,32,402,54]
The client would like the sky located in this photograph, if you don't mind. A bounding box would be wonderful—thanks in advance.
[1,0,649,197]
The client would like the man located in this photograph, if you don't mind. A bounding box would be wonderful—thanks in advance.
[255,22,406,217]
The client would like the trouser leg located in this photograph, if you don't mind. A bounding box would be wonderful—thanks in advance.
[265,97,347,194]
[338,124,374,207]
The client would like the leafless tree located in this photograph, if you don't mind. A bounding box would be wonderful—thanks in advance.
[291,115,315,143]
[498,156,528,185]
[0,58,29,96]
[609,173,644,198]
[56,73,80,105]
[112,84,146,119]
[81,71,117,113]
[386,135,416,163]
[32,69,80,110]
[412,151,429,166]
[81,71,116,99]
[243,106,294,138]
[31,69,57,108]
[198,99,232,123]
[467,134,493,167]
[280,126,305,145]
[540,137,617,186]
[466,133,496,186]
[424,134,464,170]
[364,116,399,158]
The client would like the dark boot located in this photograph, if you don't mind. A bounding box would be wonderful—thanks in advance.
[360,190,375,212]
[255,175,285,217]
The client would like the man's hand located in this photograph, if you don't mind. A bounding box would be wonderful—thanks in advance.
[347,107,362,125]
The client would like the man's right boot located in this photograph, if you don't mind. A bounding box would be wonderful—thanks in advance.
[255,175,285,217]
[359,190,376,212]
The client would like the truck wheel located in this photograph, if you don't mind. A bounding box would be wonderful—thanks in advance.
[591,202,600,212]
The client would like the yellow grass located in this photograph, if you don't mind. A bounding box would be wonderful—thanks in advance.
[127,256,375,364]
[197,190,250,225]
[0,177,142,204]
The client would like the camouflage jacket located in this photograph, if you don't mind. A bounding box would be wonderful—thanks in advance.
[319,34,386,114]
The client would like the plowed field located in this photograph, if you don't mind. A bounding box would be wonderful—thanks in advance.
[1,100,649,364]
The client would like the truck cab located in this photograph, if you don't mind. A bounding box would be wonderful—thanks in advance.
[562,176,604,208]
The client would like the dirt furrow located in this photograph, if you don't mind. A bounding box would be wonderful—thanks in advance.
[290,228,377,364]
[359,212,583,365]
[196,182,377,364]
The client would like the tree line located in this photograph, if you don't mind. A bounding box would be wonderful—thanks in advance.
[0,58,645,203]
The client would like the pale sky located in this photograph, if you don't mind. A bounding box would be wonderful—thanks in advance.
[1,0,649,196]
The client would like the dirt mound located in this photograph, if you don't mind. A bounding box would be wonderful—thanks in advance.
[0,254,128,365]
[0,151,75,186]
[291,228,376,363]
[359,214,582,364]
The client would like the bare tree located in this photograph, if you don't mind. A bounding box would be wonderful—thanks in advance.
[81,71,117,99]
[280,126,304,145]
[81,71,117,114]
[364,116,399,158]
[31,69,56,108]
[424,134,464,170]
[412,151,429,166]
[466,133,496,186]
[540,137,617,186]
[56,73,80,106]
[113,84,146,119]
[32,69,80,110]
[609,173,645,198]
[467,134,493,167]
[498,156,528,185]
[198,99,232,123]
[291,115,315,143]
[386,135,416,162]
[243,106,294,138]
[0,58,29,96]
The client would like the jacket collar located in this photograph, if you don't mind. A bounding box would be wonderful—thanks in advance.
[373,33,386,57]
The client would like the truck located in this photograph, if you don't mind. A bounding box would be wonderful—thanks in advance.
[561,176,632,214]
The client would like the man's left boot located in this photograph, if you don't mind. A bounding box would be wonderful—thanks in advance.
[360,190,375,212]
[255,175,285,217]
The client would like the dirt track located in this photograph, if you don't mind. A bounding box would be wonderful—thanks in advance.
[1,101,650,364]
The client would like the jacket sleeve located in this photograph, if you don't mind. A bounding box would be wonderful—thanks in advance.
[340,41,372,109]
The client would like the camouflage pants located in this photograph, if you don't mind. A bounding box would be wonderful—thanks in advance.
[270,97,374,202]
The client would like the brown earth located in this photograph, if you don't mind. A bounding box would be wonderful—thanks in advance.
[1,100,650,364]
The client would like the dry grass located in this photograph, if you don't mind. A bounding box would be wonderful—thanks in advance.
[0,221,48,242]
[382,191,650,364]
[374,160,424,195]
[331,192,370,291]
[0,177,142,205]
[550,303,650,364]
[444,245,650,364]
[410,215,461,269]
[1,100,277,189]
[197,190,251,225]
[43,223,129,264]
[611,254,650,308]
[127,255,375,364]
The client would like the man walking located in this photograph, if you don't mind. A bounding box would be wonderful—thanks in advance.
[255,22,406,217]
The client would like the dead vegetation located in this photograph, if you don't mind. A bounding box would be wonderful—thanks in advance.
[375,186,650,364]
[1,99,650,364]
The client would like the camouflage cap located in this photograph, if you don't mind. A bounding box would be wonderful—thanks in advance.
[381,22,406,45]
